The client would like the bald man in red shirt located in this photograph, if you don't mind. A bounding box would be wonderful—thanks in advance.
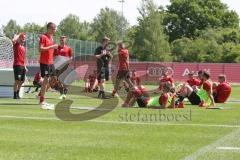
[213,75,231,103]
[38,22,58,109]
[12,33,27,99]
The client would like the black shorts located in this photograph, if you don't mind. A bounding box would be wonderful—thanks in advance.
[137,96,149,108]
[213,92,218,103]
[33,81,41,87]
[188,91,201,105]
[116,70,130,80]
[97,67,109,81]
[13,65,26,82]
[40,64,56,77]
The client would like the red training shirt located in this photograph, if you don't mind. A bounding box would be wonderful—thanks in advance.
[187,78,201,87]
[39,34,55,64]
[13,42,25,66]
[54,45,72,58]
[118,49,129,71]
[216,82,231,103]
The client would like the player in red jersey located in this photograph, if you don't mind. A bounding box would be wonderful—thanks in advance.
[176,71,215,107]
[120,70,141,92]
[122,82,175,109]
[12,33,27,99]
[38,22,58,109]
[54,36,73,99]
[130,70,141,86]
[186,72,201,87]
[156,69,175,93]
[213,75,231,103]
[85,70,99,92]
[54,36,72,58]
[112,42,133,97]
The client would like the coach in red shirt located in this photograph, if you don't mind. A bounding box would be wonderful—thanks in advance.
[12,33,27,99]
[38,22,58,108]
[213,75,232,103]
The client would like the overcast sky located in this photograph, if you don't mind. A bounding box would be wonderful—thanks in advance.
[0,0,239,27]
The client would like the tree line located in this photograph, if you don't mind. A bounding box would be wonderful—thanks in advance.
[2,0,240,63]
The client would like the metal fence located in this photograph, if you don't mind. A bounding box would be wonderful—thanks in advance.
[25,33,100,64]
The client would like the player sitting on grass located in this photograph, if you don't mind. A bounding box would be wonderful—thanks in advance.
[212,74,231,103]
[123,82,176,109]
[84,70,99,92]
[118,70,141,93]
[176,71,215,108]
[156,69,175,93]
[176,72,201,96]
[186,72,201,87]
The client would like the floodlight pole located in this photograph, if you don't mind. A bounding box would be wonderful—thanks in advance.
[118,0,125,40]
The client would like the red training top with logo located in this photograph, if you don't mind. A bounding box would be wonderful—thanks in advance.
[187,78,201,87]
[202,80,211,92]
[160,77,174,84]
[118,49,129,71]
[216,82,231,103]
[159,76,174,90]
[13,42,25,66]
[89,75,96,86]
[34,72,41,82]
[159,93,168,106]
[54,45,72,58]
[133,85,147,98]
[39,34,55,64]
[131,76,141,86]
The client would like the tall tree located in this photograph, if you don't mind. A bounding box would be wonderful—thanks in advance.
[132,0,170,61]
[22,23,45,34]
[58,14,91,40]
[3,19,21,38]
[164,0,239,42]
[91,7,129,42]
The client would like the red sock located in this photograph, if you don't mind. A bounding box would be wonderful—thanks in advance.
[112,89,116,95]
[40,96,44,103]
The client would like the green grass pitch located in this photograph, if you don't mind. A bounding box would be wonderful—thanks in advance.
[0,82,240,160]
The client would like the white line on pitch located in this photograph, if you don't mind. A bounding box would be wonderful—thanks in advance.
[217,147,240,150]
[0,115,240,129]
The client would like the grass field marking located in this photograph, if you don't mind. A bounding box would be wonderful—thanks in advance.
[183,128,240,160]
[217,147,240,150]
[0,115,240,129]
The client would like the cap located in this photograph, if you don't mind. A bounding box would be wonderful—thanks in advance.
[60,35,67,39]
[102,36,110,41]
[19,32,26,41]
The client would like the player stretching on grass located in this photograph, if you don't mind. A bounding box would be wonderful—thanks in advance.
[176,71,215,107]
[212,74,231,103]
[95,36,112,99]
[38,22,58,109]
[12,33,27,99]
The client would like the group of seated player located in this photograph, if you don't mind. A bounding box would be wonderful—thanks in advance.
[120,70,231,109]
